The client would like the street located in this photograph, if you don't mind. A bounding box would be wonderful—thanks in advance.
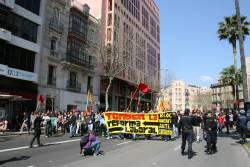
[0,134,249,167]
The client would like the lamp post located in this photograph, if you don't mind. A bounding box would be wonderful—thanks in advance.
[234,0,249,103]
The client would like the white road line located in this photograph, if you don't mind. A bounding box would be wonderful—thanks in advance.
[116,141,132,146]
[0,139,80,153]
[174,145,181,151]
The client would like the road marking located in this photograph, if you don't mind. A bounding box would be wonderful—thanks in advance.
[116,141,132,146]
[174,145,181,151]
[0,139,80,153]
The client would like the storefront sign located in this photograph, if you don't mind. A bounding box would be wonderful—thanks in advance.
[0,64,37,82]
[104,112,173,135]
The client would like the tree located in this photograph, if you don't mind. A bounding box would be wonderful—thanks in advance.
[196,91,212,112]
[98,44,129,111]
[217,14,249,101]
[220,65,243,100]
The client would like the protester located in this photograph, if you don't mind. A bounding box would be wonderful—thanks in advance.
[76,112,81,135]
[43,112,52,137]
[80,130,102,156]
[205,112,218,154]
[179,108,195,159]
[171,112,179,139]
[69,111,77,138]
[30,112,42,148]
[225,111,230,134]
[19,112,29,134]
[217,113,225,134]
[0,118,8,133]
[236,110,250,144]
[193,111,202,142]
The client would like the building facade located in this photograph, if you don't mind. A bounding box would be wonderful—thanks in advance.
[38,0,100,112]
[82,0,161,111]
[211,82,244,111]
[162,81,212,112]
[0,0,44,123]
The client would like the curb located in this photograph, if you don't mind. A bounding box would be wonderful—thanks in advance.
[242,144,250,157]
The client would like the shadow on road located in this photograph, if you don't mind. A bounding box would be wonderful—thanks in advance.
[0,156,30,165]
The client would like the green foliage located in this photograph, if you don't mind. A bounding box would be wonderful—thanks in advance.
[218,15,249,47]
[220,65,243,86]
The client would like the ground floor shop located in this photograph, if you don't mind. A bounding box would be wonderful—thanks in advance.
[38,86,99,112]
[0,76,37,130]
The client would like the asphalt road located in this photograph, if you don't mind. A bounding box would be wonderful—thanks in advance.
[0,134,249,167]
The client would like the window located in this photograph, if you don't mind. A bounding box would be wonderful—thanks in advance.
[107,13,112,26]
[50,37,57,51]
[87,76,93,92]
[15,0,41,15]
[107,28,112,41]
[0,40,35,72]
[0,11,38,42]
[108,0,112,11]
[69,71,77,86]
[46,97,55,112]
[47,65,56,85]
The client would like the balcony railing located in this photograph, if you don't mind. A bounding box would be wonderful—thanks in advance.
[61,52,94,70]
[49,19,64,34]
[66,80,81,92]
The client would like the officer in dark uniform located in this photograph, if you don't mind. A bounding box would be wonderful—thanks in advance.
[30,112,42,148]
[205,112,217,154]
[237,110,250,144]
[179,108,194,159]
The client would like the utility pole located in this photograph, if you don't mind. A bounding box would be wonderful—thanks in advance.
[235,0,249,103]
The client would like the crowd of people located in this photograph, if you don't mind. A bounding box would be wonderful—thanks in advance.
[178,108,250,159]
[2,107,249,158]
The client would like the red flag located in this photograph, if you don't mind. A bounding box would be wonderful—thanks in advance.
[138,82,150,93]
[38,95,45,104]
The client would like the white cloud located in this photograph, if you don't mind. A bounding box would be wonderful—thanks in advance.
[199,75,213,82]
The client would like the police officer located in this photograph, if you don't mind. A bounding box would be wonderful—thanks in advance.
[236,110,250,144]
[179,108,194,159]
[30,112,42,148]
[205,112,217,154]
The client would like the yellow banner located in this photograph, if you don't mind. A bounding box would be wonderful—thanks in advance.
[104,112,172,135]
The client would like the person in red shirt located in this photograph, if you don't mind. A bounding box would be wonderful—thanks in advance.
[217,114,225,134]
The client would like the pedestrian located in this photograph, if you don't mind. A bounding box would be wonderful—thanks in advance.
[171,112,179,139]
[76,112,81,135]
[205,112,218,154]
[217,113,224,134]
[80,130,102,156]
[20,112,29,134]
[229,112,234,130]
[225,111,230,134]
[193,111,202,142]
[43,112,52,137]
[236,110,250,144]
[179,108,195,159]
[69,111,77,138]
[30,112,42,148]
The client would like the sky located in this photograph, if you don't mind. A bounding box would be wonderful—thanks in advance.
[155,0,250,87]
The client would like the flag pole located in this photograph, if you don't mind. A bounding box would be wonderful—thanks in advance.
[126,88,138,112]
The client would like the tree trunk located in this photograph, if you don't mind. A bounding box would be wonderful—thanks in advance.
[105,77,113,111]
[235,0,249,102]
[233,46,239,104]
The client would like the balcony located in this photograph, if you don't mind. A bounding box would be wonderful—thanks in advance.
[66,80,81,92]
[61,53,94,71]
[0,28,11,42]
[49,19,64,34]
[0,0,14,9]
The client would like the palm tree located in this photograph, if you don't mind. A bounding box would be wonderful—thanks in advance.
[220,65,242,101]
[217,15,249,101]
